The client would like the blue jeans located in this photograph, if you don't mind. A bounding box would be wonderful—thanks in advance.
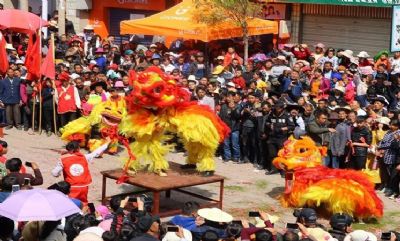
[324,151,340,169]
[223,130,240,161]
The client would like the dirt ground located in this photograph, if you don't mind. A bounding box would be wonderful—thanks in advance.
[3,128,400,231]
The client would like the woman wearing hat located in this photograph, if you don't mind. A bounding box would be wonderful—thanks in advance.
[374,50,391,72]
[94,48,107,72]
[312,43,325,63]
[377,119,400,198]
[319,48,339,70]
[365,117,390,185]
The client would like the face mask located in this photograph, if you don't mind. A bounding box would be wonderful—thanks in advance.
[118,92,125,97]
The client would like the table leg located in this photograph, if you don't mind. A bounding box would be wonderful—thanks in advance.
[166,190,171,198]
[219,179,224,209]
[152,191,160,215]
[101,175,107,205]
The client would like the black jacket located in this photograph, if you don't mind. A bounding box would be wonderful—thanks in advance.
[329,230,347,241]
[351,126,372,156]
[219,104,241,131]
[265,111,295,141]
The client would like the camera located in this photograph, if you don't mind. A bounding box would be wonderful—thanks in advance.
[128,194,153,212]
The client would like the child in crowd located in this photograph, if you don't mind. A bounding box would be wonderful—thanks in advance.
[0,140,26,177]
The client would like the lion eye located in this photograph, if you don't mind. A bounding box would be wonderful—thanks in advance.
[299,148,307,153]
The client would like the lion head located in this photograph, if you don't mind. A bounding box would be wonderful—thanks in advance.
[272,136,327,171]
[127,67,189,111]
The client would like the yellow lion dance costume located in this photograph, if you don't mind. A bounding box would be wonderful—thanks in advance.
[118,67,229,178]
[273,136,383,219]
[61,96,127,155]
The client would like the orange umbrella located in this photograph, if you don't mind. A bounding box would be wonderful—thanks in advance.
[120,0,278,42]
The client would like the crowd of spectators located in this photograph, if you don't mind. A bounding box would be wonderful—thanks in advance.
[0,185,399,241]
[6,28,400,196]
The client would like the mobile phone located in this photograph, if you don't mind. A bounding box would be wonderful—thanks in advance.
[88,203,96,213]
[381,232,391,240]
[167,226,179,232]
[25,162,32,168]
[286,223,299,229]
[248,211,260,217]
[128,196,137,202]
[232,220,242,225]
[24,178,30,186]
[12,184,20,193]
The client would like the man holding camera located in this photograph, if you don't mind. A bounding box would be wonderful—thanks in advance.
[328,213,353,241]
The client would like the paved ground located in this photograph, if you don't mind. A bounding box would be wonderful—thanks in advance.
[3,128,400,231]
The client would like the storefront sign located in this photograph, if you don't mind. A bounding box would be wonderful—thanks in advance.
[391,6,400,52]
[271,0,399,7]
[262,4,286,20]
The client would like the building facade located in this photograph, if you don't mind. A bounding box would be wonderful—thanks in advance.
[277,1,394,54]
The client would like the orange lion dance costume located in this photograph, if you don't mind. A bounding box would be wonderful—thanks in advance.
[272,136,383,219]
[119,67,229,177]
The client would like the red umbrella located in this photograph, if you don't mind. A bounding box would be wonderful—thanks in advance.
[0,9,48,34]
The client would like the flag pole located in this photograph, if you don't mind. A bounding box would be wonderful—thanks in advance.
[39,29,43,134]
[51,33,57,134]
[31,33,36,133]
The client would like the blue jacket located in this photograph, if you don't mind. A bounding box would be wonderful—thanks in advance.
[282,77,302,99]
[95,56,107,72]
[0,77,21,104]
[170,215,196,231]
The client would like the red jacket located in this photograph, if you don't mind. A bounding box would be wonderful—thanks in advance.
[232,76,246,89]
[61,152,92,187]
[57,85,77,114]
[224,53,243,67]
[292,47,311,60]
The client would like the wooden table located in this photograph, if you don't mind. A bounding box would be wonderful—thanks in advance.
[101,162,225,217]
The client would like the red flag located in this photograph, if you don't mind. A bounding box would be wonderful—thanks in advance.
[25,33,41,81]
[40,39,55,79]
[0,32,9,75]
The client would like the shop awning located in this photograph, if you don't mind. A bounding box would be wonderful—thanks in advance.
[272,0,398,7]
[120,0,278,42]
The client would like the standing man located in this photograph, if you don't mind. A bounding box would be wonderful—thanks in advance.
[55,72,81,128]
[307,110,336,166]
[51,139,110,204]
[264,101,295,175]
[219,92,241,163]
[0,68,22,129]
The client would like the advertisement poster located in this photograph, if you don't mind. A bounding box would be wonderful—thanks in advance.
[391,5,400,52]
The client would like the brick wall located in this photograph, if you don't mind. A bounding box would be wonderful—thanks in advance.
[65,0,89,34]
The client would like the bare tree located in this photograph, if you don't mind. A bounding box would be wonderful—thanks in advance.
[193,0,259,63]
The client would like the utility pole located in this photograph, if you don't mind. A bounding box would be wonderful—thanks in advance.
[19,0,28,11]
[58,0,66,36]
[42,0,48,38]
